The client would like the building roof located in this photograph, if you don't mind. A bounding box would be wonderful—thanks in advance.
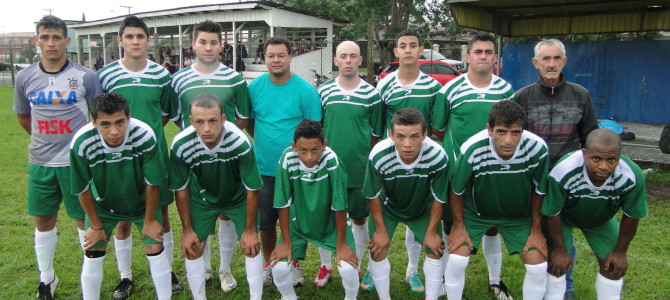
[447,0,670,37]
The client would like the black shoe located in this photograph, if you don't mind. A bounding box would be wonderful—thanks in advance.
[36,276,58,300]
[489,280,513,300]
[171,272,183,294]
[112,278,134,300]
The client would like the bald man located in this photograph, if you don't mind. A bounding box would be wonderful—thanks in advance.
[315,41,384,288]
[542,129,648,300]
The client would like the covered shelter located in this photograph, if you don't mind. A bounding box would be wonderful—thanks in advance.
[71,1,345,81]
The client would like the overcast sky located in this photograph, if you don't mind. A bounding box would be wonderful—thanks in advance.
[3,0,225,34]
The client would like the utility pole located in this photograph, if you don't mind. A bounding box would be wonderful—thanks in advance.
[120,5,132,15]
[43,8,54,15]
[9,31,14,86]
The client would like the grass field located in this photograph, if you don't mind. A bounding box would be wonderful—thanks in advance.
[1,85,669,299]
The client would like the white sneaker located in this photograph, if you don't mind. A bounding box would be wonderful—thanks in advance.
[263,264,273,286]
[36,276,58,300]
[204,268,213,283]
[219,271,237,292]
[291,262,305,287]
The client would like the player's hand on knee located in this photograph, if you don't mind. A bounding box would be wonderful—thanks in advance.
[603,251,628,279]
[369,231,390,257]
[269,241,292,266]
[142,219,164,243]
[181,230,200,259]
[549,249,572,277]
[523,229,548,259]
[423,231,445,256]
[336,244,358,269]
[83,227,107,251]
[240,229,260,257]
[447,226,472,254]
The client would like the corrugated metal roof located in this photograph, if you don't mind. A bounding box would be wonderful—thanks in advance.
[448,0,670,36]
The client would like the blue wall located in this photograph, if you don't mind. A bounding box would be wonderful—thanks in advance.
[503,40,670,124]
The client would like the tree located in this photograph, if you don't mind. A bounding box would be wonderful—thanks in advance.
[20,43,36,64]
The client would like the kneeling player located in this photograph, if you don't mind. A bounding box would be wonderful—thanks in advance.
[543,129,647,300]
[269,120,359,300]
[169,93,263,300]
[70,93,171,299]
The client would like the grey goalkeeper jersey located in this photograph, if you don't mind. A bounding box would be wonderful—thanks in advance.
[14,61,103,167]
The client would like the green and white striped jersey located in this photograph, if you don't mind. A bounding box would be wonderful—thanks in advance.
[434,74,515,163]
[376,71,442,136]
[168,121,262,208]
[362,137,449,221]
[171,64,250,129]
[542,151,647,228]
[451,129,548,219]
[319,78,384,188]
[70,118,165,219]
[274,146,348,242]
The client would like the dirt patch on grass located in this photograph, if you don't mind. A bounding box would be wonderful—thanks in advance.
[646,180,670,200]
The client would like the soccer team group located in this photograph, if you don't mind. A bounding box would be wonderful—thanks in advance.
[16,13,647,300]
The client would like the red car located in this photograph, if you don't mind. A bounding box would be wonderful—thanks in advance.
[379,60,461,86]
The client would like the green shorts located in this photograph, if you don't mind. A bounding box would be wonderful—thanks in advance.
[27,163,84,219]
[158,184,174,207]
[86,207,163,250]
[368,207,440,255]
[347,188,369,219]
[190,200,251,242]
[277,226,356,261]
[557,217,619,260]
[465,215,532,255]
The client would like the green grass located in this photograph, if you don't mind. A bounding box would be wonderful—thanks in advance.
[1,85,669,299]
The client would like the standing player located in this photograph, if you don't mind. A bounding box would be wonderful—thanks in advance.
[375,28,442,293]
[171,20,252,291]
[445,101,554,300]
[247,37,322,286]
[97,16,181,299]
[14,15,103,300]
[542,129,647,300]
[269,120,359,300]
[433,34,515,300]
[70,93,171,300]
[364,108,449,300]
[314,40,383,288]
[169,93,263,300]
[516,39,599,299]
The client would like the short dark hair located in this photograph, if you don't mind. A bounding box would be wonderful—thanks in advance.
[190,93,223,116]
[193,20,222,42]
[396,28,421,46]
[467,33,496,54]
[488,101,525,128]
[294,119,324,142]
[392,108,426,132]
[585,128,622,151]
[91,93,130,120]
[36,15,68,37]
[265,37,292,56]
[118,15,149,37]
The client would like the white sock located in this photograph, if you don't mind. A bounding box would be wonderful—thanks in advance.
[352,222,369,268]
[318,247,332,270]
[405,227,420,275]
[114,236,133,280]
[595,273,622,300]
[78,228,86,250]
[147,250,172,300]
[423,256,445,300]
[35,228,57,284]
[81,255,105,300]
[338,260,359,300]
[163,229,174,267]
[218,219,236,273]
[185,256,207,300]
[369,258,391,300]
[245,254,263,300]
[545,274,566,300]
[444,254,470,300]
[442,231,450,266]
[523,262,548,300]
[272,261,296,299]
[203,236,212,275]
[482,233,503,284]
